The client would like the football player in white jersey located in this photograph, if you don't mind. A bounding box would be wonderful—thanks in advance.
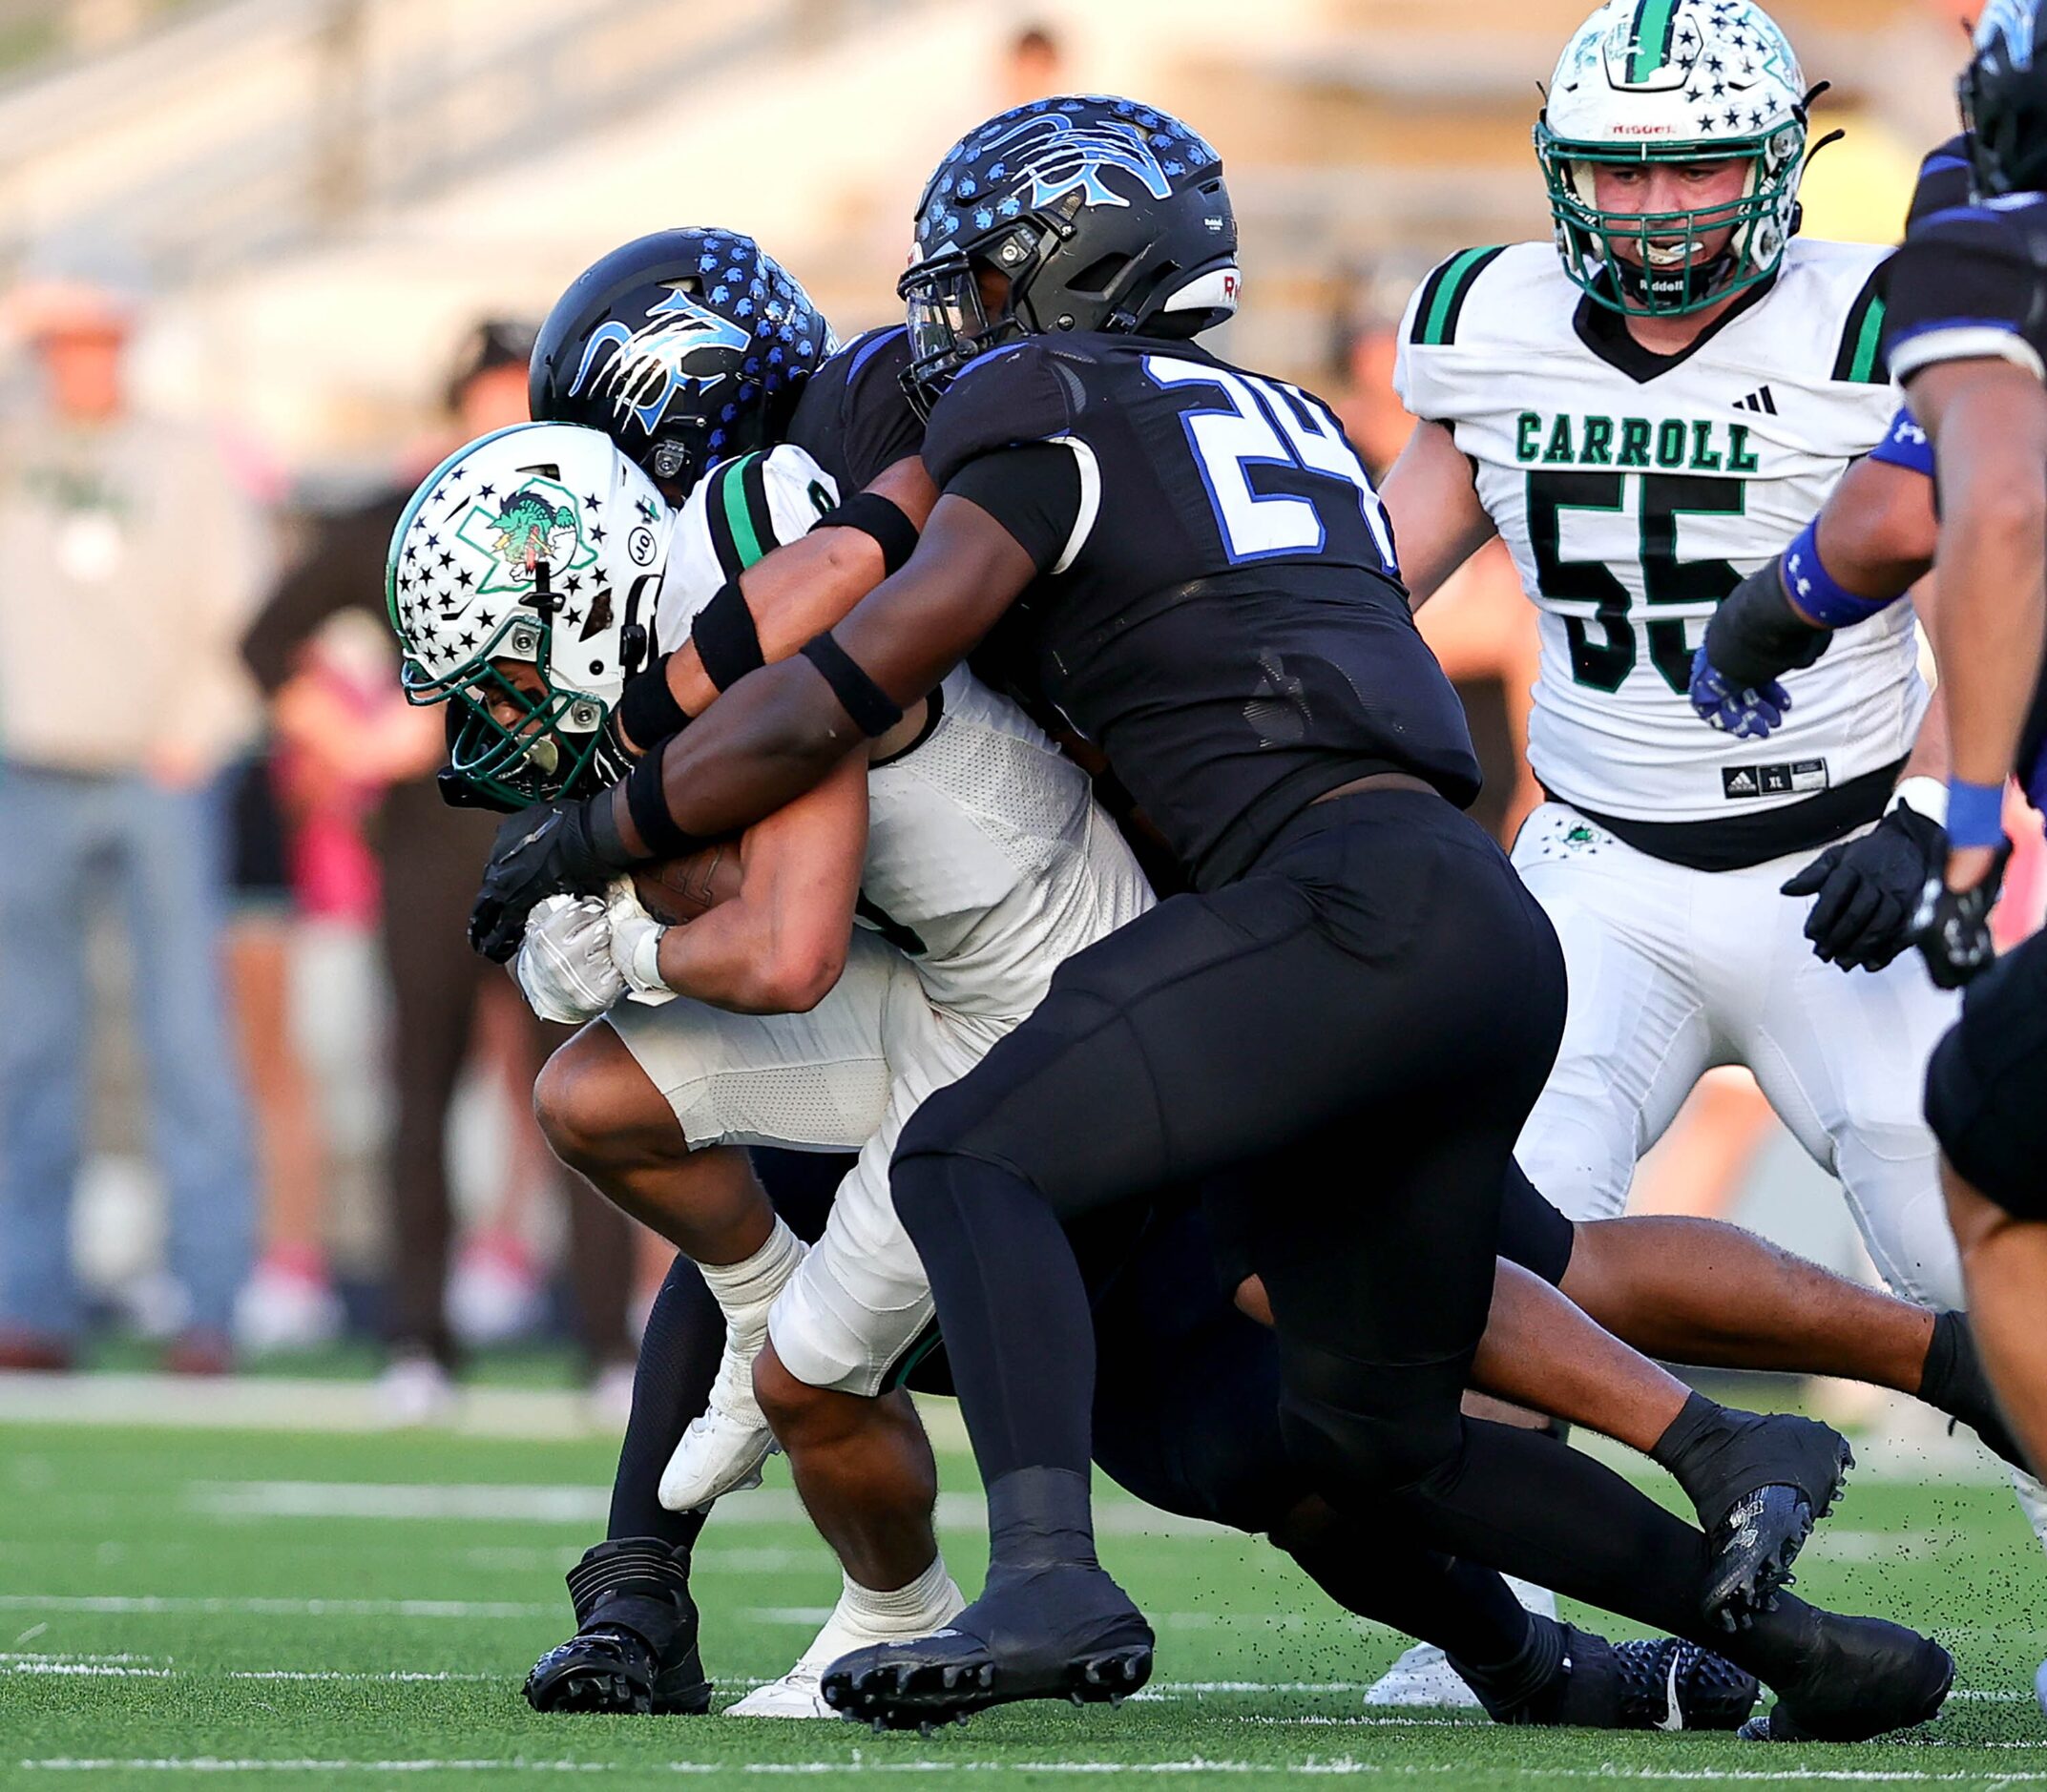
[389,418,1154,1716]
[1377,0,2044,1714]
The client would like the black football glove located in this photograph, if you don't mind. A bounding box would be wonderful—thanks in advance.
[1780,803,1947,971]
[468,797,629,964]
[1911,849,2012,990]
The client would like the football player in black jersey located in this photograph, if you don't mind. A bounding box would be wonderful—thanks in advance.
[1698,3,2047,1477]
[466,104,1953,1738]
[506,228,1783,1732]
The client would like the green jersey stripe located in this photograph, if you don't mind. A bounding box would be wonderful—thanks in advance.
[720,453,768,569]
[1628,0,1681,83]
[1414,246,1506,347]
[738,449,781,568]
[1830,274,1890,385]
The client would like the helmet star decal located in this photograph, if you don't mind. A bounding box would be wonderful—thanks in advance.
[452,478,601,595]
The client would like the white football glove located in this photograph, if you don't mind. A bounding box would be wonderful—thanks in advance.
[605,879,674,1005]
[513,894,627,1023]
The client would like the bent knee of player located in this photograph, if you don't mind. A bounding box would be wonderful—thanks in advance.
[533,1026,682,1177]
[1275,1347,1465,1502]
[752,1338,838,1438]
[1513,1111,1635,1225]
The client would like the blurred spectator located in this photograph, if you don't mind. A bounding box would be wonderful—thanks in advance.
[0,271,266,1373]
[1000,22,1065,110]
[240,318,638,1423]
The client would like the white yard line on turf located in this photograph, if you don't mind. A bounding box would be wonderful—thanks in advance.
[19,1762,2047,1781]
[0,1595,557,1618]
[182,1482,1228,1537]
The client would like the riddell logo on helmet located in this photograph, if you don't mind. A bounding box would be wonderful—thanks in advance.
[1612,123,1681,135]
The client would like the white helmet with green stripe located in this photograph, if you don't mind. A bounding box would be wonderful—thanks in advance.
[386,422,674,808]
[1535,0,1811,317]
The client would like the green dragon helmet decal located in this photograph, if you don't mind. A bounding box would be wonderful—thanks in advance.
[1535,0,1812,317]
[386,422,673,808]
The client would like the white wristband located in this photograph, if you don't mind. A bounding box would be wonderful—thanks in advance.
[1894,776,1949,825]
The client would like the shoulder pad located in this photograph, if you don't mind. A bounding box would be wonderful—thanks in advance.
[1405,246,1510,349]
[1885,199,2047,383]
[923,339,1084,489]
[1907,135,1974,231]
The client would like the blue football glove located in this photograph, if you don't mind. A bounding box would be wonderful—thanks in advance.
[1688,644,1791,740]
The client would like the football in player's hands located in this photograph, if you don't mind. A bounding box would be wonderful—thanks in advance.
[630,842,742,926]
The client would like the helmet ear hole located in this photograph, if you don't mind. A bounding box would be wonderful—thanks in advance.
[1067,253,1136,298]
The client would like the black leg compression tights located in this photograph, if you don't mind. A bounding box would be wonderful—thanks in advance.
[891,791,1808,1658]
[891,791,1562,1498]
[607,1149,846,1547]
[1086,1202,1537,1674]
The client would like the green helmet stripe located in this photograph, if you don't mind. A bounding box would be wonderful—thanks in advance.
[1627,0,1681,83]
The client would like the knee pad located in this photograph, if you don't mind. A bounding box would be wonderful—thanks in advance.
[1274,1337,1467,1503]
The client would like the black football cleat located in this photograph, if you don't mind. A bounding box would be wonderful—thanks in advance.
[820,1561,1154,1731]
[1660,1407,1853,1629]
[523,1537,712,1717]
[1479,1623,1758,1731]
[523,1620,710,1715]
[1738,1613,1953,1743]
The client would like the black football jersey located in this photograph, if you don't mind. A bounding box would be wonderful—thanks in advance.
[1883,191,2047,803]
[923,332,1481,889]
[785,325,926,495]
[1907,135,1974,232]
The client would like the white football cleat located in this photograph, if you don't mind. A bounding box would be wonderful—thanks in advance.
[725,1570,967,1719]
[659,1331,776,1511]
[1365,1642,1483,1708]
[1365,1578,1556,1708]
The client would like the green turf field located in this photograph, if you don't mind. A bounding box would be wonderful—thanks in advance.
[4,1406,2045,1789]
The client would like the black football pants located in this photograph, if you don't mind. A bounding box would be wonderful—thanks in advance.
[889,788,1795,1662]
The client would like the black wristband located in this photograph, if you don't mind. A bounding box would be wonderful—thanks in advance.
[616,656,690,751]
[1703,560,1831,688]
[800,632,905,738]
[690,579,766,692]
[814,491,918,574]
[624,750,709,862]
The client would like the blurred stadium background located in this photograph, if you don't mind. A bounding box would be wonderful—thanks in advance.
[0,0,2034,1427]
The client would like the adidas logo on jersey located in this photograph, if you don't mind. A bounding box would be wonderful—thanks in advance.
[1723,760,1829,802]
[1734,386,1779,416]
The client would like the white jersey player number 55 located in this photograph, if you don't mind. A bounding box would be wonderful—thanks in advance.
[1527,469,1746,696]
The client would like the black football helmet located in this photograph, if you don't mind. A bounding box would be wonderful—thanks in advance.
[897,94,1240,415]
[530,228,835,495]
[1963,1,2047,198]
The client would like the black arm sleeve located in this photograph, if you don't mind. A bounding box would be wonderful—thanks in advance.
[945,443,1085,575]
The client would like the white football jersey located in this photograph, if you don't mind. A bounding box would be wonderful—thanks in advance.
[1395,239,1928,824]
[658,443,1153,1022]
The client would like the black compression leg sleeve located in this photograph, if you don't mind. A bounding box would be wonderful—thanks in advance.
[606,1148,845,1546]
[1283,1518,1535,1672]
[607,1256,721,1550]
[891,1148,1096,1482]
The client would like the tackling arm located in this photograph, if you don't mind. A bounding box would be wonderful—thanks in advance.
[631,457,938,736]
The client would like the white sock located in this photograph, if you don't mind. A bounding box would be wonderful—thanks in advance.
[839,1555,962,1638]
[698,1219,805,1337]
